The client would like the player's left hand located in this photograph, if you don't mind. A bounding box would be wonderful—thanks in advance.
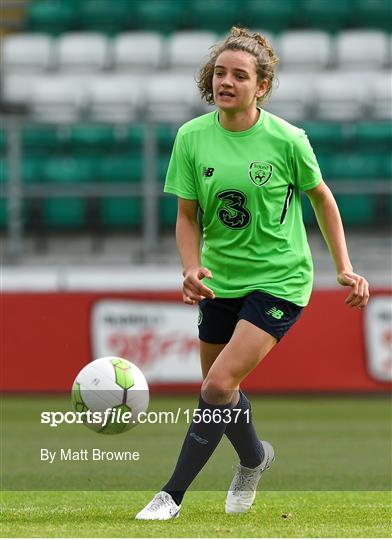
[337,271,370,309]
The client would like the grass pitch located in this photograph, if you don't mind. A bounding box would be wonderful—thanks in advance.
[1,490,391,537]
[1,395,391,537]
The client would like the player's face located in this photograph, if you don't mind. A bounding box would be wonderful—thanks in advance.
[213,50,267,113]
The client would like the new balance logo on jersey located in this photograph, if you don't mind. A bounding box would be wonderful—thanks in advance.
[202,167,215,177]
[266,307,284,320]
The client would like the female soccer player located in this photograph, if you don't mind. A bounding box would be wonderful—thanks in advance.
[136,27,369,520]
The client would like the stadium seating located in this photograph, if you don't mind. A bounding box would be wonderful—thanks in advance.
[2,73,42,106]
[55,33,109,72]
[29,75,90,123]
[42,155,96,184]
[298,121,349,151]
[335,195,376,225]
[160,195,177,226]
[319,152,390,180]
[313,73,366,121]
[266,72,314,121]
[79,0,135,34]
[145,73,200,122]
[64,123,119,153]
[370,73,392,120]
[96,154,143,183]
[112,32,164,72]
[0,157,42,186]
[300,0,351,31]
[26,0,79,35]
[0,199,7,228]
[88,75,143,123]
[135,0,185,33]
[186,0,239,33]
[42,198,88,228]
[0,130,6,154]
[23,0,392,34]
[40,155,96,228]
[335,31,390,70]
[156,124,178,152]
[355,121,392,151]
[277,31,331,71]
[354,0,392,31]
[2,33,53,72]
[166,31,217,71]
[100,197,142,227]
[239,0,296,33]
[21,125,63,152]
[2,10,391,233]
[302,183,377,227]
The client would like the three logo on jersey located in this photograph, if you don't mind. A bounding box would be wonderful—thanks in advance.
[202,162,274,187]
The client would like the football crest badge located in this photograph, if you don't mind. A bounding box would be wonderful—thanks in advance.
[249,161,273,187]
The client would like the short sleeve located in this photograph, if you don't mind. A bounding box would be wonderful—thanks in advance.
[291,131,322,191]
[164,130,197,199]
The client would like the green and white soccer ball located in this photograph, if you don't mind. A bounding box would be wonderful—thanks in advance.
[72,357,149,434]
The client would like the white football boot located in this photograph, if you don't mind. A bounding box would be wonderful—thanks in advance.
[135,491,181,520]
[225,440,275,514]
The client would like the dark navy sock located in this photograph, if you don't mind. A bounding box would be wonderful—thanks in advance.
[162,394,232,506]
[225,390,264,469]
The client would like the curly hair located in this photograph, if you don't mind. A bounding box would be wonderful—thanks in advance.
[197,26,279,106]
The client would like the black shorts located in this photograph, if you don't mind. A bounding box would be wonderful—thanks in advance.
[198,291,303,344]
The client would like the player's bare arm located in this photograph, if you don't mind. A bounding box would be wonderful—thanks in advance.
[306,181,369,309]
[176,197,215,305]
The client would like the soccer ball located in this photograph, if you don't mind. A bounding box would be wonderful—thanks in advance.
[71,357,149,434]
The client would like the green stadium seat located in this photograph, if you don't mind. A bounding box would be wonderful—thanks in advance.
[66,124,118,153]
[0,130,6,155]
[160,195,177,227]
[0,158,7,184]
[241,0,296,33]
[42,198,87,228]
[100,197,141,227]
[300,0,351,31]
[79,0,135,33]
[300,194,317,226]
[354,0,392,31]
[188,0,239,33]
[40,155,93,229]
[26,0,79,34]
[0,199,7,228]
[117,124,145,152]
[156,125,178,152]
[136,0,185,33]
[97,154,143,183]
[23,157,45,184]
[157,155,171,183]
[355,122,392,152]
[42,156,96,184]
[22,125,63,154]
[335,195,375,225]
[318,153,389,180]
[302,191,376,227]
[299,122,348,152]
[0,157,45,184]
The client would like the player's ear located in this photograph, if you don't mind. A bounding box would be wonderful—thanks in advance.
[256,79,268,98]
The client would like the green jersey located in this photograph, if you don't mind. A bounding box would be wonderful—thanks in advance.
[164,109,322,306]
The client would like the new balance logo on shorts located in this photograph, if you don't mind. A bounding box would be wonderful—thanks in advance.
[202,167,215,177]
[266,306,285,320]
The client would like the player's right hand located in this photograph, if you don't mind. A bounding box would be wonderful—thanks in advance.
[182,267,215,305]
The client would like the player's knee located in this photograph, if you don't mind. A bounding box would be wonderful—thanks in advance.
[201,375,234,405]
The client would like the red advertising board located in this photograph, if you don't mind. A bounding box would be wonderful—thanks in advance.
[2,289,391,393]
